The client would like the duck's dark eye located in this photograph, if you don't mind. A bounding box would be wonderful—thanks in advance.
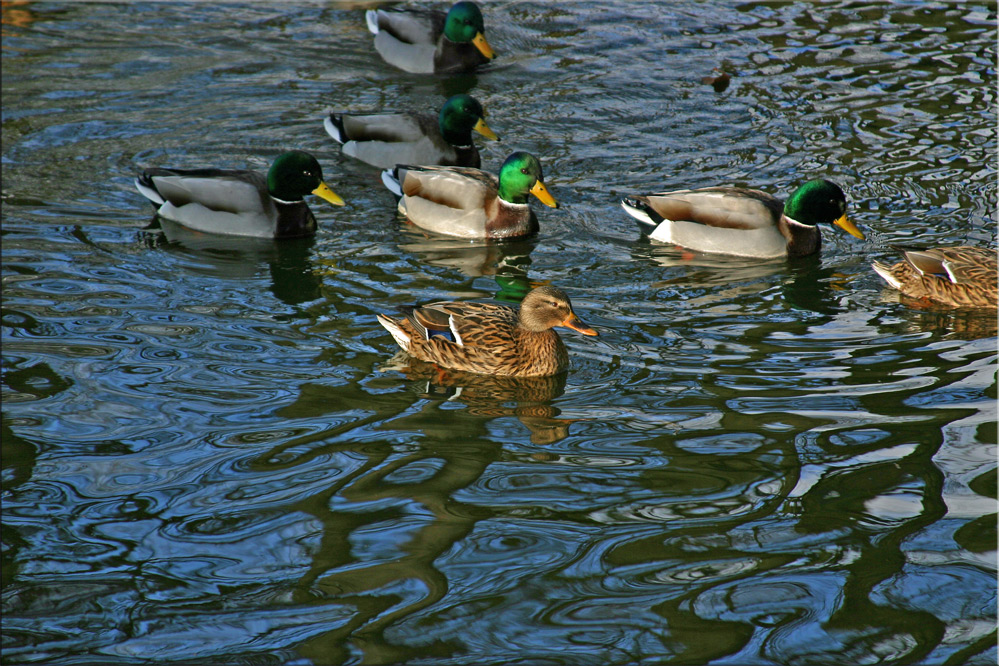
[521,168,529,175]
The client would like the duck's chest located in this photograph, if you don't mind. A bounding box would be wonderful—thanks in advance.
[485,201,538,240]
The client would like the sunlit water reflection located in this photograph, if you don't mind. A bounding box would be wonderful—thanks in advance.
[2,1,996,664]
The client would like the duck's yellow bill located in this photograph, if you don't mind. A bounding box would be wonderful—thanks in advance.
[833,213,864,239]
[473,117,499,141]
[530,180,558,209]
[313,181,345,206]
[561,314,598,337]
[473,32,495,60]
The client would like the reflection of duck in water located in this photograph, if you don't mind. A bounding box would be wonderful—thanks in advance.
[384,352,576,444]
[141,220,322,306]
[397,226,536,280]
[377,286,597,377]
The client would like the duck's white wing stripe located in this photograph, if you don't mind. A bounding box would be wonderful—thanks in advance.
[448,315,464,347]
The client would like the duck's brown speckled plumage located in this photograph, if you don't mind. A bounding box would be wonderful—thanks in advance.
[872,246,997,309]
[376,286,597,377]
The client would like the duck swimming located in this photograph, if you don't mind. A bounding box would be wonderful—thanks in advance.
[324,94,498,169]
[366,1,495,74]
[135,150,344,239]
[381,151,557,240]
[621,179,865,258]
[377,285,597,377]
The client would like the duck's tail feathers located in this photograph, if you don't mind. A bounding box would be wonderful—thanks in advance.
[377,314,411,351]
[324,113,347,144]
[871,261,903,290]
[365,9,380,35]
[620,197,659,229]
[381,168,403,197]
[134,174,165,206]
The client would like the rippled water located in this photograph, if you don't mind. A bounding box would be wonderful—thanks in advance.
[2,1,996,664]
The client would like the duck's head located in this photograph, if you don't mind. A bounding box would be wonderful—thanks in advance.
[784,179,864,239]
[439,94,499,144]
[519,286,598,336]
[444,1,495,60]
[268,151,344,207]
[498,151,558,208]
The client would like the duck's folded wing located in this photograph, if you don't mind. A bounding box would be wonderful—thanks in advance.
[401,166,495,207]
[338,114,445,168]
[416,301,517,345]
[372,8,442,44]
[398,167,496,237]
[338,113,434,143]
[634,188,783,230]
[145,169,269,215]
[905,247,997,285]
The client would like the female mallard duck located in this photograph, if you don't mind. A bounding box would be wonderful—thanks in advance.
[872,246,997,309]
[135,150,344,239]
[366,1,495,75]
[381,151,558,240]
[376,285,598,377]
[324,94,499,169]
[621,179,865,258]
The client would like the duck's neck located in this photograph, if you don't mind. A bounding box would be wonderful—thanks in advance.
[780,215,821,257]
[498,182,530,205]
[514,327,568,374]
[440,124,473,148]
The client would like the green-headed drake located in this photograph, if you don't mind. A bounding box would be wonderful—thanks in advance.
[366,1,495,75]
[377,285,597,377]
[872,246,997,309]
[621,179,865,258]
[135,151,344,239]
[381,151,558,240]
[324,94,498,170]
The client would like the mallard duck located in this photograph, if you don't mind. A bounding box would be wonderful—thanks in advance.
[324,94,498,169]
[621,179,865,258]
[381,151,558,240]
[365,1,495,75]
[376,285,597,377]
[872,246,997,309]
[135,151,344,239]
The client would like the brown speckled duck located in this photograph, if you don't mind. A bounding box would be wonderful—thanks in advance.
[872,246,997,309]
[381,151,558,240]
[376,286,598,377]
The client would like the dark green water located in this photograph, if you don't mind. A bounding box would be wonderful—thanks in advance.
[2,1,996,664]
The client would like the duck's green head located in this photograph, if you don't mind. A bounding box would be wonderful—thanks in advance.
[498,151,558,208]
[439,94,499,145]
[268,151,344,207]
[784,179,864,238]
[444,1,495,60]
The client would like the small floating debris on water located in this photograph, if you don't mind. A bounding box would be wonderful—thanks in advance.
[702,67,731,92]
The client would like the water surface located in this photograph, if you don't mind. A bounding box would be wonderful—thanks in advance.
[2,1,996,664]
